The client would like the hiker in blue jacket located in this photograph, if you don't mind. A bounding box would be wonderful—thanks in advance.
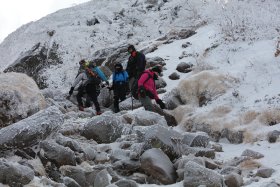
[109,63,129,113]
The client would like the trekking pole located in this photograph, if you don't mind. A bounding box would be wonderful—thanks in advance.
[131,94,134,111]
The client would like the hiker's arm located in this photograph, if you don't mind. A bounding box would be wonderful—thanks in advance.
[72,73,83,88]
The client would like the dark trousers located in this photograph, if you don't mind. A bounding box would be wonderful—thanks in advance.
[76,84,100,112]
[113,83,127,112]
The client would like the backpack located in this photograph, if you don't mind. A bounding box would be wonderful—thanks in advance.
[131,72,151,100]
[84,68,102,87]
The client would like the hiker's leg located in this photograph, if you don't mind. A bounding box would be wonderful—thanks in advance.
[86,84,100,112]
[113,93,120,113]
[76,86,84,107]
[139,96,153,111]
[128,77,135,91]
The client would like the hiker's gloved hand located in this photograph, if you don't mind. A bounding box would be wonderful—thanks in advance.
[139,86,146,98]
[108,85,114,91]
[156,99,166,109]
[69,87,74,96]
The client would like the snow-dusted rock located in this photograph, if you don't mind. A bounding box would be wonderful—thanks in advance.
[81,113,125,143]
[241,149,264,159]
[174,154,205,181]
[182,132,210,148]
[131,109,168,127]
[169,72,180,80]
[114,179,139,187]
[144,125,183,158]
[163,88,184,110]
[94,169,111,187]
[255,167,275,178]
[0,159,35,186]
[176,62,193,73]
[40,140,77,167]
[140,148,177,184]
[267,130,280,143]
[183,161,224,187]
[60,165,88,187]
[0,72,46,127]
[63,176,81,187]
[0,106,63,149]
[55,133,83,153]
[224,173,243,187]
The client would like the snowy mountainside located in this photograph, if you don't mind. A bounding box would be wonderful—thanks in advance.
[0,0,203,90]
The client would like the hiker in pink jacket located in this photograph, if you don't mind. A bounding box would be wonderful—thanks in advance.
[137,65,166,111]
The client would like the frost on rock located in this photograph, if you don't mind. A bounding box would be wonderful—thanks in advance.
[0,106,64,149]
[0,72,46,127]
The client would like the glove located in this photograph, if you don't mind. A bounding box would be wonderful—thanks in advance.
[108,86,113,91]
[156,99,166,109]
[139,86,146,98]
[69,87,74,96]
[105,81,109,86]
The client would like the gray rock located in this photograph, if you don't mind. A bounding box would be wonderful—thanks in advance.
[176,62,193,73]
[4,42,62,89]
[255,167,275,178]
[224,173,243,187]
[132,110,168,127]
[56,134,83,152]
[40,140,76,166]
[81,113,124,143]
[162,88,184,110]
[267,130,280,143]
[144,125,183,159]
[0,106,63,150]
[112,159,141,176]
[221,128,244,144]
[220,166,241,175]
[183,161,224,187]
[115,179,139,187]
[63,176,81,187]
[140,148,177,184]
[174,155,205,181]
[0,159,35,186]
[94,169,111,187]
[60,165,87,187]
[241,149,264,159]
[169,72,180,80]
[0,72,46,127]
[182,132,210,148]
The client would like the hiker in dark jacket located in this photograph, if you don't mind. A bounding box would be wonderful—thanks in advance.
[126,45,146,91]
[68,67,102,115]
[138,65,165,111]
[109,63,129,113]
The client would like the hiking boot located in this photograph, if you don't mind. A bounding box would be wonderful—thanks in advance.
[96,111,102,115]
[79,106,84,111]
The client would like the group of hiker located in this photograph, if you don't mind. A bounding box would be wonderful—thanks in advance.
[68,45,166,115]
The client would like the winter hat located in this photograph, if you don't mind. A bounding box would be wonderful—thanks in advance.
[128,45,136,51]
[79,59,86,65]
[151,65,163,74]
[114,63,123,70]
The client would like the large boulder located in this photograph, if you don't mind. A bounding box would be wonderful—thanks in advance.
[0,159,35,186]
[40,140,77,167]
[0,106,63,149]
[183,161,224,187]
[0,72,46,127]
[81,112,125,143]
[140,148,177,184]
[4,42,62,89]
